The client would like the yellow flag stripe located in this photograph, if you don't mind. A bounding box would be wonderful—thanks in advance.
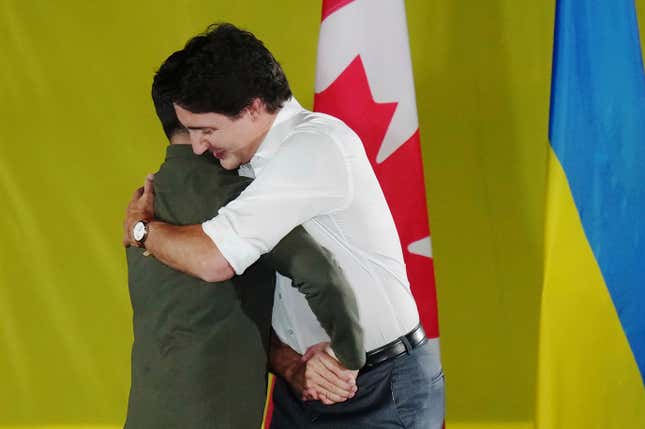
[536,148,645,428]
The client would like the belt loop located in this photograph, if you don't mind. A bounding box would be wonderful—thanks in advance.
[401,334,412,354]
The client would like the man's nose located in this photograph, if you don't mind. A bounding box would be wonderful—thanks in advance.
[190,134,208,155]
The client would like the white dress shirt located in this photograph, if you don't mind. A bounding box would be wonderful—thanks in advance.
[202,97,420,353]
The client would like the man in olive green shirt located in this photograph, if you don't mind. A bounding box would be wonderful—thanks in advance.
[123,83,364,428]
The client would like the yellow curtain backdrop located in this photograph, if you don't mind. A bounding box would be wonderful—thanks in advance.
[1,1,644,428]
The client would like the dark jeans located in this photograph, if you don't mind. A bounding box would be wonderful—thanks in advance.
[270,338,445,429]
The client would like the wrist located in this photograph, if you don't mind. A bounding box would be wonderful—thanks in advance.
[131,218,153,248]
[283,358,304,383]
[270,343,301,381]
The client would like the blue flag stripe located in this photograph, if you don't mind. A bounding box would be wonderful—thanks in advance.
[549,0,645,383]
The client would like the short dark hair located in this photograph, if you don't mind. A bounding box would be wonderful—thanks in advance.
[151,50,187,139]
[172,23,292,117]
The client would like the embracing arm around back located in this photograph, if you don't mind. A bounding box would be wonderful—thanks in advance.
[123,175,234,282]
[266,226,365,370]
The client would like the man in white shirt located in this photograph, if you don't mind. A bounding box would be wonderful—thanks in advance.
[124,23,444,428]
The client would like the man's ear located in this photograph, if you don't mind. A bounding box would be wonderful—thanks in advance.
[246,98,265,120]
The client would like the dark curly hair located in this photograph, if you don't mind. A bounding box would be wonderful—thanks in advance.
[151,50,187,139]
[172,23,292,117]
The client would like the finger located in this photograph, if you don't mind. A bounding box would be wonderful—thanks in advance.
[308,365,354,396]
[302,348,317,362]
[319,391,334,405]
[143,174,154,195]
[130,186,144,203]
[302,342,327,361]
[302,388,318,401]
[312,352,357,386]
[322,348,358,390]
[307,377,347,404]
[320,391,344,405]
[304,363,352,400]
[307,363,354,399]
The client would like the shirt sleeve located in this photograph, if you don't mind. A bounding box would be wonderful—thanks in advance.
[266,225,365,369]
[202,131,353,274]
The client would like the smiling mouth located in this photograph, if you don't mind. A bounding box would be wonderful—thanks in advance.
[212,150,225,159]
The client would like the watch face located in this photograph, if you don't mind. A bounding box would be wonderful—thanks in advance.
[133,222,146,241]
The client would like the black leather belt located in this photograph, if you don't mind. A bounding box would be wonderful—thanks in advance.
[363,324,427,370]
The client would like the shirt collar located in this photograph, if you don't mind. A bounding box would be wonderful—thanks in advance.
[247,97,305,175]
[165,144,237,176]
[165,143,200,160]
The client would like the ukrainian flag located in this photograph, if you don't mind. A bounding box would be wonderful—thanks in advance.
[537,0,645,428]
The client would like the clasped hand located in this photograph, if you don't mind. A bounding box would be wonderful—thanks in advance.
[291,342,358,405]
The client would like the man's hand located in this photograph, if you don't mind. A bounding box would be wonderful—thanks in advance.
[300,342,358,405]
[270,333,358,405]
[120,172,233,281]
[123,174,155,247]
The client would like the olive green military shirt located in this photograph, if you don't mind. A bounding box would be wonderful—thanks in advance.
[124,144,364,429]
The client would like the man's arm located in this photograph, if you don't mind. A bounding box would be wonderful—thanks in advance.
[143,223,233,282]
[123,175,234,282]
[199,132,351,275]
[266,226,365,370]
[125,132,349,280]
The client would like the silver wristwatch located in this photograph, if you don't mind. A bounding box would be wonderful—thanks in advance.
[132,220,149,248]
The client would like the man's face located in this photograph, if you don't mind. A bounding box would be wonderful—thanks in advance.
[174,103,264,170]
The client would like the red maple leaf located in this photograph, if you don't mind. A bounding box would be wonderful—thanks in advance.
[321,0,356,21]
[314,55,439,337]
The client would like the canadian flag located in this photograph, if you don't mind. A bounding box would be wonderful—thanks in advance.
[314,0,440,338]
